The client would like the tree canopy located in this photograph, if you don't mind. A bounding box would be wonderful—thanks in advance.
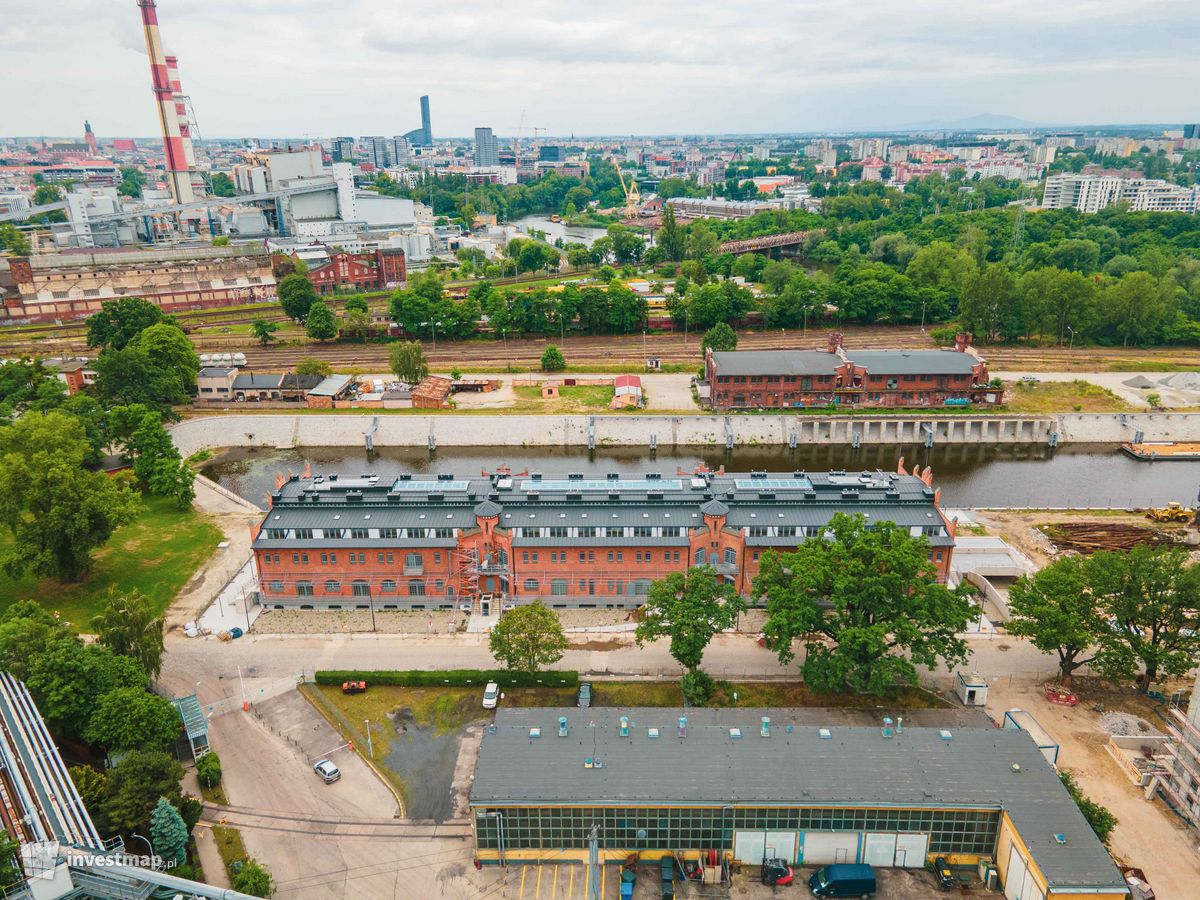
[756,513,974,693]
[488,601,569,672]
[636,567,744,672]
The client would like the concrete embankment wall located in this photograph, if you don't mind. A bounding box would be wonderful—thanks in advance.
[172,412,1200,455]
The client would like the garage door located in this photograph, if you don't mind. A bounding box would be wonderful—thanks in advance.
[1005,846,1047,900]
[800,832,858,865]
[733,831,797,865]
[862,833,896,867]
[894,833,928,868]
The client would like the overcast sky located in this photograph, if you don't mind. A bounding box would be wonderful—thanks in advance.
[2,0,1197,140]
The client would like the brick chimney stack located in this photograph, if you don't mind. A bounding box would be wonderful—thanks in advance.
[954,332,973,352]
[826,331,844,354]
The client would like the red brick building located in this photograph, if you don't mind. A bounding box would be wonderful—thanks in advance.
[705,333,997,411]
[303,248,406,295]
[251,467,956,614]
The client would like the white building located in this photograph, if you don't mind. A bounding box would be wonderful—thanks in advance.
[1042,174,1199,213]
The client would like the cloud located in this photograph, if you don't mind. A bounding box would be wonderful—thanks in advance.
[1,0,1198,136]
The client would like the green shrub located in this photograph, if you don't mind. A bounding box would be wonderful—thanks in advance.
[314,669,578,688]
[196,752,222,789]
[681,669,715,705]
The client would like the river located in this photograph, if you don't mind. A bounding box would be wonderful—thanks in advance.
[511,215,610,247]
[203,444,1200,511]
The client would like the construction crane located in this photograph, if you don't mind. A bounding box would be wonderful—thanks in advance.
[616,166,641,218]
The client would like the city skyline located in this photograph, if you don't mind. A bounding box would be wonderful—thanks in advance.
[1,0,1197,138]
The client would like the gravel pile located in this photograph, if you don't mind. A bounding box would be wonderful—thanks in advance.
[1160,372,1200,391]
[1100,711,1161,736]
[1123,375,1157,389]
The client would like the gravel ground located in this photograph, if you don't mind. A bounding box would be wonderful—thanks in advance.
[252,608,467,634]
[1100,711,1163,737]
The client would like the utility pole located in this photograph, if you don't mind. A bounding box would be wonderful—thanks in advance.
[365,719,373,757]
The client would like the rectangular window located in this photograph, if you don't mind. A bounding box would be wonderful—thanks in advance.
[531,552,538,563]
[381,528,398,539]
[579,552,586,562]
[269,581,284,592]
[358,553,365,564]
[551,580,568,596]
[329,553,337,564]
[349,554,356,565]
[302,553,308,564]
[408,582,426,597]
[351,528,369,539]
[434,553,442,563]
[724,548,736,565]
[321,553,328,564]
[608,551,614,563]
[617,551,623,562]
[296,582,313,597]
[325,528,345,539]
[265,529,286,540]
[523,551,530,563]
[524,578,539,591]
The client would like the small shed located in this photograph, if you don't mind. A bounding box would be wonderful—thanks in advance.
[954,671,989,706]
[172,692,211,762]
[1003,708,1060,767]
[541,382,560,399]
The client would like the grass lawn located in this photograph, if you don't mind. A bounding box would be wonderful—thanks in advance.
[0,495,224,629]
[1003,379,1131,414]
[199,781,229,806]
[211,825,248,881]
[511,384,619,413]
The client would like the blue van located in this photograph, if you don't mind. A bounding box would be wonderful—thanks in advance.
[808,863,877,897]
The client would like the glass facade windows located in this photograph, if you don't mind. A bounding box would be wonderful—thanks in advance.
[473,806,999,855]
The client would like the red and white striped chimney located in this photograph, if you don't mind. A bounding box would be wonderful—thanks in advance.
[137,1,194,205]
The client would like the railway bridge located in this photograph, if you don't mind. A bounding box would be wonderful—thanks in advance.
[718,230,811,255]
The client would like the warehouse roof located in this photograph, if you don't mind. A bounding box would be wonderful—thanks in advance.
[709,349,980,378]
[470,708,1125,892]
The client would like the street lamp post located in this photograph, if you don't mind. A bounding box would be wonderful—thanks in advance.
[420,320,443,351]
[1067,325,1076,351]
[130,834,157,868]
[920,300,928,332]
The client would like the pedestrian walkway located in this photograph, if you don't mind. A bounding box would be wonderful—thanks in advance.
[193,560,262,636]
[465,612,499,634]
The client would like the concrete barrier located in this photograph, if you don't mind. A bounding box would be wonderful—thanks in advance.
[170,411,1200,454]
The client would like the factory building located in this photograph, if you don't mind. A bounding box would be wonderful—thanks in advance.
[468,708,1129,900]
[0,245,275,322]
[251,467,955,612]
[705,333,998,411]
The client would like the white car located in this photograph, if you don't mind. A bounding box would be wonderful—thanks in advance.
[482,682,500,709]
[313,759,341,784]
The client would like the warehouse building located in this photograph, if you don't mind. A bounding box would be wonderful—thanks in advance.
[705,332,998,411]
[469,708,1129,900]
[251,466,956,612]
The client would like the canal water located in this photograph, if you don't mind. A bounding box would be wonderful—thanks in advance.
[511,215,609,247]
[203,444,1200,510]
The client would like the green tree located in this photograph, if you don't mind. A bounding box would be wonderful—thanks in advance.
[0,358,68,419]
[0,412,140,581]
[605,282,648,334]
[94,345,188,413]
[540,345,566,371]
[1101,271,1174,347]
[70,765,110,831]
[0,223,32,256]
[305,300,337,341]
[295,357,332,377]
[277,273,317,321]
[700,322,738,356]
[1006,556,1101,684]
[149,797,189,867]
[209,173,236,197]
[757,513,974,693]
[1060,771,1118,845]
[344,295,369,314]
[196,752,222,789]
[959,263,1020,343]
[635,566,744,675]
[1089,546,1200,692]
[388,341,428,383]
[92,589,165,679]
[251,319,279,346]
[659,203,686,261]
[87,297,168,350]
[233,859,275,898]
[488,601,568,672]
[86,687,181,753]
[130,322,199,394]
[103,751,183,835]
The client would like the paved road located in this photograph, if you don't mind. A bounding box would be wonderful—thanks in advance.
[159,630,1061,713]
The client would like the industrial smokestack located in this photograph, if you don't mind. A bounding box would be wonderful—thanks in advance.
[137,0,194,205]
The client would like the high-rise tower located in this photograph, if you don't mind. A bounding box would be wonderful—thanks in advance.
[136,0,194,205]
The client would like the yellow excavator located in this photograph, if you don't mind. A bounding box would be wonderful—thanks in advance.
[1146,501,1195,523]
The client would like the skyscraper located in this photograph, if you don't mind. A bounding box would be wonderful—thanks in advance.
[332,136,356,162]
[404,95,433,147]
[474,127,498,167]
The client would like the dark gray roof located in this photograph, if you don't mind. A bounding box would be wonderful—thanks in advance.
[198,366,236,377]
[699,499,729,516]
[470,708,1126,893]
[711,349,980,378]
[474,499,503,517]
[233,373,283,390]
[711,350,840,377]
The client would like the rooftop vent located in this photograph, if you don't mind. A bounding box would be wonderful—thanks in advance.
[619,716,630,737]
[793,470,807,479]
[397,473,411,481]
[529,727,541,739]
[568,473,584,480]
[530,472,542,481]
[437,473,455,481]
[841,489,860,499]
[647,472,662,480]
[1053,833,1067,845]
[750,471,767,479]
[678,716,687,739]
[648,727,660,739]
[558,716,568,738]
[606,473,620,480]
[882,717,894,739]
[818,728,832,740]
[760,717,770,738]
[729,728,742,740]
